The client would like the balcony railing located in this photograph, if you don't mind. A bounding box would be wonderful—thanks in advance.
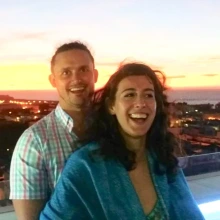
[179,152,220,176]
[0,153,220,219]
[0,180,13,213]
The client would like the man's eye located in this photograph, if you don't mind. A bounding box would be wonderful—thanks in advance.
[80,67,89,72]
[62,70,70,75]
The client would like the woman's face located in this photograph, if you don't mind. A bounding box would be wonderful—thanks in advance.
[109,75,157,139]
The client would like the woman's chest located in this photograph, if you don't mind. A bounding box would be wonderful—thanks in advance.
[129,164,158,215]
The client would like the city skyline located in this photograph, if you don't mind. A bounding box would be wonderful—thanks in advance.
[1,0,220,90]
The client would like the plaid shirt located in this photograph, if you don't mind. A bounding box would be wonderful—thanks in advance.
[10,105,78,199]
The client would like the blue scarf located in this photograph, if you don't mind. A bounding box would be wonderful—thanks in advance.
[40,143,205,220]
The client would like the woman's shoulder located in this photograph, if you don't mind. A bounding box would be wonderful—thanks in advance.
[62,142,107,183]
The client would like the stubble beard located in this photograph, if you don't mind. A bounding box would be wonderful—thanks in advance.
[59,86,94,111]
[68,89,93,111]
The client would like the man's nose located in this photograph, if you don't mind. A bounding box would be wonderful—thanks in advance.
[70,71,82,82]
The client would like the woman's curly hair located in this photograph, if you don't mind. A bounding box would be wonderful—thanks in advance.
[82,62,179,175]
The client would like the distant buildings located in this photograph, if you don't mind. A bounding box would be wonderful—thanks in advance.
[0,95,58,124]
[0,95,14,102]
[0,95,58,158]
[203,113,220,120]
[168,102,220,156]
[0,103,22,111]
[0,94,220,158]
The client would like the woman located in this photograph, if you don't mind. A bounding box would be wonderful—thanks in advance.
[40,63,204,220]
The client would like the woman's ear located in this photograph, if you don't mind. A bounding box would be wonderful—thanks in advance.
[105,98,115,115]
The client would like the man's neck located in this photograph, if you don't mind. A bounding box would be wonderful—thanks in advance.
[59,101,88,119]
[66,109,85,121]
[60,104,89,138]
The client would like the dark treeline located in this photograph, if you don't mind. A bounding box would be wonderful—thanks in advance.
[0,122,28,163]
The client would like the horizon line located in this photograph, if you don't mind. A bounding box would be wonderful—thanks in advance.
[0,86,220,91]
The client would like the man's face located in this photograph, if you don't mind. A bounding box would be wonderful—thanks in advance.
[50,49,98,110]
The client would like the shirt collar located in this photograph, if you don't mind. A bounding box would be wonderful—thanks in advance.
[55,104,74,133]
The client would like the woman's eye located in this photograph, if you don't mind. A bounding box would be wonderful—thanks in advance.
[145,93,154,98]
[124,93,135,98]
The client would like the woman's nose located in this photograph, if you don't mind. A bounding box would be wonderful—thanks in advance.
[134,100,146,108]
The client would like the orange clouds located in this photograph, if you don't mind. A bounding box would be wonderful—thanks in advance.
[166,74,220,88]
[0,63,51,90]
[0,62,219,91]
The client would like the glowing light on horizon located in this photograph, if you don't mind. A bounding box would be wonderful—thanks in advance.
[0,62,219,90]
[199,200,220,217]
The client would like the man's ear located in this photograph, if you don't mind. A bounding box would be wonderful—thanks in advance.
[49,74,56,88]
[94,69,98,83]
[105,98,115,115]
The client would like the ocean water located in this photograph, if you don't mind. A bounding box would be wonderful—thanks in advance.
[166,89,220,105]
[0,89,219,104]
[0,90,59,101]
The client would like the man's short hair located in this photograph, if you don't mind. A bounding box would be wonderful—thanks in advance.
[50,41,94,72]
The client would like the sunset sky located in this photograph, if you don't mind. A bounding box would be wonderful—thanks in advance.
[1,0,220,91]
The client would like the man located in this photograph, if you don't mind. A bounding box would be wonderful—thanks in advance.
[10,41,98,220]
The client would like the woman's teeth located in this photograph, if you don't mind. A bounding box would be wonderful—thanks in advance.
[130,113,148,119]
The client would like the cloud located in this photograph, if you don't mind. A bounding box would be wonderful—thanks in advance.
[201,74,219,77]
[0,6,27,19]
[167,75,185,79]
[208,56,220,61]
[0,53,49,63]
[0,31,53,62]
[0,31,51,48]
[96,60,163,71]
[82,0,136,10]
[193,55,220,64]
[16,32,49,41]
[96,62,119,67]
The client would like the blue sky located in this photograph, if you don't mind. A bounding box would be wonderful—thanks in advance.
[0,0,220,89]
